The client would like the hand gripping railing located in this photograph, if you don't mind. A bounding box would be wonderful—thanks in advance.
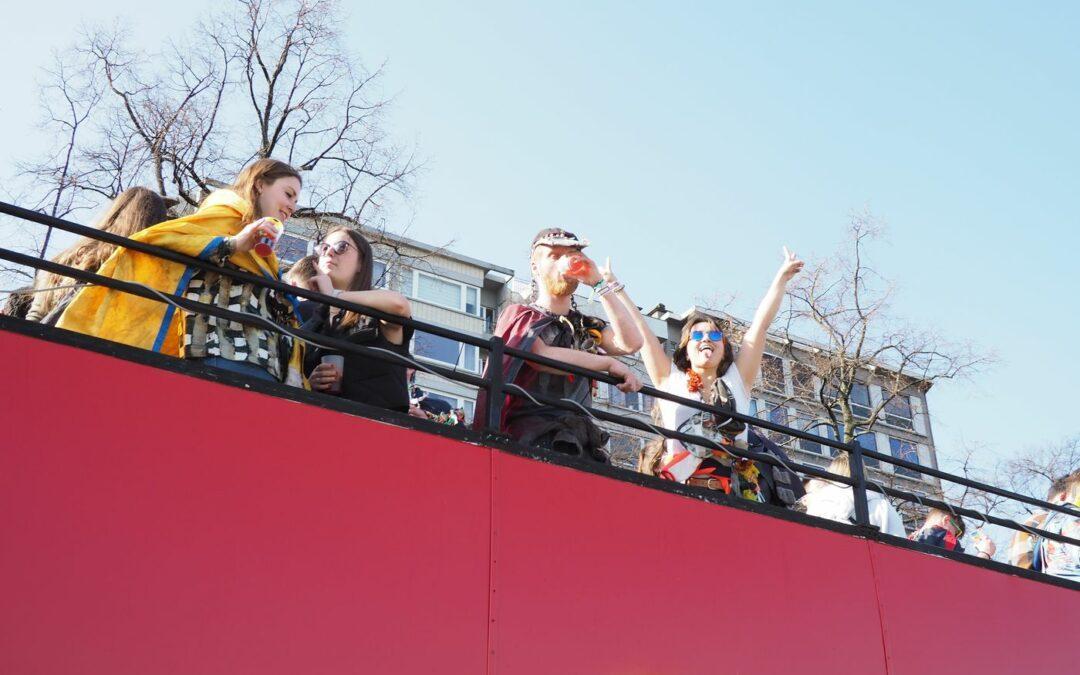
[1,200,1077,557]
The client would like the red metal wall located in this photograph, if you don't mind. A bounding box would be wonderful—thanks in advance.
[0,329,1076,674]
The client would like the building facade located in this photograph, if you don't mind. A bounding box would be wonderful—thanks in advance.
[280,222,941,509]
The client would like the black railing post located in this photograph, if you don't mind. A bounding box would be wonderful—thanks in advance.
[484,336,505,433]
[847,441,871,529]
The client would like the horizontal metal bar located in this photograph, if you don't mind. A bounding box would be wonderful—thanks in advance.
[3,200,1075,531]
[862,448,1077,519]
[869,482,1080,549]
[0,201,490,348]
[0,245,487,389]
[498,384,853,488]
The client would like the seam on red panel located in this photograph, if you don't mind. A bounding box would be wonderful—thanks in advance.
[485,450,497,675]
[866,542,891,675]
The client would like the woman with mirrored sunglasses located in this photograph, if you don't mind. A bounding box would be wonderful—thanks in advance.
[615,248,804,498]
[301,226,414,412]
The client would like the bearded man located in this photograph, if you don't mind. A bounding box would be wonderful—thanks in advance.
[477,228,643,461]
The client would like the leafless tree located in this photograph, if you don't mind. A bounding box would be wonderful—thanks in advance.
[776,211,992,446]
[933,434,1078,554]
[8,0,422,265]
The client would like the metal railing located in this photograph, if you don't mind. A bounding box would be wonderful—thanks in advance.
[1,200,1077,570]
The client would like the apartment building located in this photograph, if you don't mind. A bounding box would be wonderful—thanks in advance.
[280,224,941,509]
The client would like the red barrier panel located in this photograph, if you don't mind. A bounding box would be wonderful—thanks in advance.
[0,327,1076,673]
[0,330,491,674]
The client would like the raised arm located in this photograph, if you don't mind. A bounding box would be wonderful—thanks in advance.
[598,259,672,388]
[734,247,803,391]
[592,260,643,356]
[309,273,411,344]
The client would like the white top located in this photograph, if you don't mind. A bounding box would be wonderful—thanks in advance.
[657,367,751,449]
[800,481,907,537]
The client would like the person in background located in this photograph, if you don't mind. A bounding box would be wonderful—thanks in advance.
[622,248,803,502]
[910,508,995,559]
[1,288,33,319]
[302,227,413,413]
[1008,470,1079,579]
[284,254,319,322]
[798,453,906,536]
[27,187,168,324]
[475,228,643,462]
[58,158,307,385]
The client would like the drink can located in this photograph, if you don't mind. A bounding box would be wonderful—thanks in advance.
[253,218,284,257]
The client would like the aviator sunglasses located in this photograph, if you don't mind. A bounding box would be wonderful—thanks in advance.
[690,330,723,342]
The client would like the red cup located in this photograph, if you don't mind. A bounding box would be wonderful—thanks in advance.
[557,256,591,278]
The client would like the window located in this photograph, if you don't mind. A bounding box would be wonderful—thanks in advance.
[372,260,389,289]
[767,405,790,445]
[883,395,914,430]
[412,331,481,373]
[798,419,837,456]
[465,287,479,316]
[277,233,311,264]
[791,361,815,400]
[412,271,482,316]
[481,306,496,334]
[856,432,880,469]
[748,399,759,418]
[888,437,921,479]
[761,355,786,395]
[850,383,872,420]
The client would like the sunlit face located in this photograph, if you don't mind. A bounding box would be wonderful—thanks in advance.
[686,320,725,371]
[256,176,301,222]
[317,231,361,290]
[531,244,583,297]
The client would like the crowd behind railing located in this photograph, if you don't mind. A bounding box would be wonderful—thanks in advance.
[1,158,1076,586]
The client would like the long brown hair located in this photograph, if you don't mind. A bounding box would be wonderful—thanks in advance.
[671,311,736,377]
[228,158,302,223]
[34,187,168,317]
[322,226,374,329]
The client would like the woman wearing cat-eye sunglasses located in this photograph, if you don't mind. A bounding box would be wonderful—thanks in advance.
[301,226,417,414]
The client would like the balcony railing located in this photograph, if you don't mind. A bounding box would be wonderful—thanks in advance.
[1,199,1077,588]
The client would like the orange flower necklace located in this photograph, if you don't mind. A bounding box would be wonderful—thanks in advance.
[687,370,703,393]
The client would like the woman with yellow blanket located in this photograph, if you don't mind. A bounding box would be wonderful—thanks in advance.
[58,159,307,386]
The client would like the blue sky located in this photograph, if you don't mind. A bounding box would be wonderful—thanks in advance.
[2,1,1078,471]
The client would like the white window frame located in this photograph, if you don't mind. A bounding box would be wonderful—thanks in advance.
[789,361,817,400]
[887,435,922,480]
[411,333,481,374]
[880,393,915,431]
[372,259,390,289]
[412,270,482,316]
[759,353,787,396]
[849,382,873,420]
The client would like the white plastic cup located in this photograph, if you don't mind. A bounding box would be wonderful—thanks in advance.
[320,355,345,393]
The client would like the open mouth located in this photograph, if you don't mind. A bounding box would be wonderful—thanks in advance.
[698,345,714,358]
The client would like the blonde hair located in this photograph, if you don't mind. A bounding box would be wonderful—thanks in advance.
[227,158,302,223]
[33,187,167,318]
[827,453,851,478]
